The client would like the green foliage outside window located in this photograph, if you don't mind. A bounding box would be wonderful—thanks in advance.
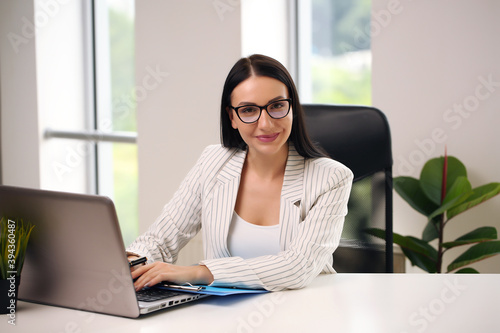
[311,0,371,105]
[108,5,138,246]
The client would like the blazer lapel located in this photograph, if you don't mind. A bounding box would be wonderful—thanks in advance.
[279,144,305,249]
[210,148,247,257]
[208,145,305,255]
[281,144,305,204]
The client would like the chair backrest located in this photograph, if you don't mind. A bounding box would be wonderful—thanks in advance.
[303,104,393,273]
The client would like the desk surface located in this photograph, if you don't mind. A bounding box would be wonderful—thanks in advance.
[2,273,499,332]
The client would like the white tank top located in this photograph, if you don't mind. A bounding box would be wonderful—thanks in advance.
[227,211,281,259]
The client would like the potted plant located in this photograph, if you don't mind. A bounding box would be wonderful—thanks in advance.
[0,216,34,315]
[368,150,500,273]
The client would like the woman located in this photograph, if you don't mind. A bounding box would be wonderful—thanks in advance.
[127,54,353,292]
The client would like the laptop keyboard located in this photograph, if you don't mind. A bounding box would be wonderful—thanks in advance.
[136,288,182,302]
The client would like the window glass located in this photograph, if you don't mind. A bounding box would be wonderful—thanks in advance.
[108,142,138,245]
[299,0,371,105]
[95,0,138,246]
[108,0,136,132]
[41,0,138,245]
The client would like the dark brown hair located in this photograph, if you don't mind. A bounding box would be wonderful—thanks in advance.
[220,54,326,158]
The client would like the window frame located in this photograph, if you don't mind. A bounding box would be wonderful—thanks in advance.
[43,0,137,196]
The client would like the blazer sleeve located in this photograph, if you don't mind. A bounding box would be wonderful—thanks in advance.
[125,147,209,263]
[200,159,353,291]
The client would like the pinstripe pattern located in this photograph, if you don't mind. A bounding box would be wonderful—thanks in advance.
[127,143,353,291]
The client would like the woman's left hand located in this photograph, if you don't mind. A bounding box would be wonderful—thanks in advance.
[131,262,214,291]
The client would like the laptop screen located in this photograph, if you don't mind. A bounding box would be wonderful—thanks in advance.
[0,185,140,318]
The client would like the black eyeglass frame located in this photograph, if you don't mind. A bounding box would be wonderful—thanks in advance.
[230,98,292,124]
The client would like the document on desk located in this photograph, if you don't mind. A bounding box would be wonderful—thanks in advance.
[159,284,269,296]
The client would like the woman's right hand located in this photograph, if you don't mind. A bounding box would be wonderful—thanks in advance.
[128,255,146,272]
[130,262,214,291]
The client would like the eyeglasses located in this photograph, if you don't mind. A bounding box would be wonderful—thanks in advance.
[231,99,292,124]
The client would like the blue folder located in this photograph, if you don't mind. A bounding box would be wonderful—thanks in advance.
[158,284,269,296]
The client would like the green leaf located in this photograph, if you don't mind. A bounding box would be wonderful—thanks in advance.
[393,235,438,261]
[364,227,386,240]
[447,182,500,220]
[401,246,438,273]
[422,216,441,242]
[366,228,438,271]
[0,217,34,278]
[442,176,472,205]
[454,267,479,274]
[394,177,439,216]
[392,234,438,273]
[366,224,438,272]
[442,226,497,249]
[427,190,472,221]
[425,177,472,220]
[420,156,467,205]
[447,240,500,272]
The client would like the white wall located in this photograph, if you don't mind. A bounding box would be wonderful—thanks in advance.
[36,0,91,194]
[0,0,41,188]
[3,0,499,272]
[372,0,500,272]
[0,0,96,193]
[135,0,241,263]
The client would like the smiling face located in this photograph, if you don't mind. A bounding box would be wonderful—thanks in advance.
[228,75,293,158]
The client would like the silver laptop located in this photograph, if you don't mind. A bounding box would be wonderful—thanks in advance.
[0,185,208,318]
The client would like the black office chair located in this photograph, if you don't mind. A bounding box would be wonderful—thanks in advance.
[303,104,394,273]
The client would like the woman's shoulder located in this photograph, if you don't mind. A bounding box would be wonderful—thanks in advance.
[305,156,354,181]
[199,144,241,162]
[195,144,245,174]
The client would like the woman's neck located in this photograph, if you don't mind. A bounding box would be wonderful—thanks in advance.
[244,143,289,181]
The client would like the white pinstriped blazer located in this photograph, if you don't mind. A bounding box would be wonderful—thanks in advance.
[127,143,353,291]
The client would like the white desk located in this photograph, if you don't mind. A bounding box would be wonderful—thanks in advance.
[2,273,499,332]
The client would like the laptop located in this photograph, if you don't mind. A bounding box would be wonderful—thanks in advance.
[0,185,208,318]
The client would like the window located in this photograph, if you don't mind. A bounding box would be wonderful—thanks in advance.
[41,0,137,246]
[297,0,372,105]
[295,0,374,246]
[94,0,137,246]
